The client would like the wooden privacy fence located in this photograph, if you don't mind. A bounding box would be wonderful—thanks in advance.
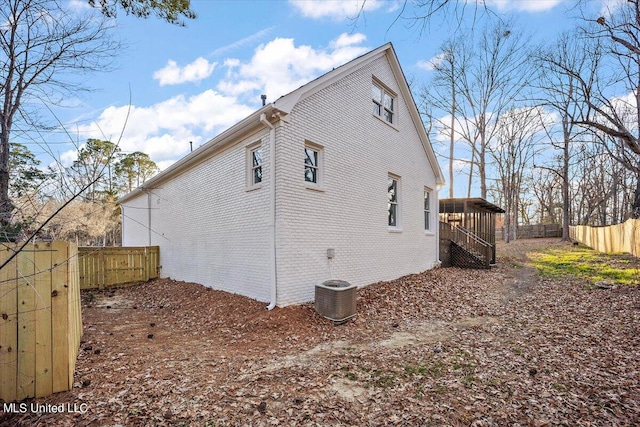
[497,223,562,240]
[0,241,82,402]
[570,219,640,257]
[78,246,159,289]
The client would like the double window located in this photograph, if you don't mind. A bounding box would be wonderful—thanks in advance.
[372,81,395,124]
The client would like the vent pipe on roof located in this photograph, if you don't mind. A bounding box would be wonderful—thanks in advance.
[261,94,267,106]
[189,141,193,152]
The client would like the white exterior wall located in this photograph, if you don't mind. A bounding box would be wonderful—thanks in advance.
[121,128,273,302]
[274,54,439,306]
[121,193,150,246]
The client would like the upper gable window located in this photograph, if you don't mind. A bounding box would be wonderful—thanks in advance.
[251,147,263,185]
[304,141,324,190]
[372,81,395,124]
[304,147,319,184]
[246,141,263,191]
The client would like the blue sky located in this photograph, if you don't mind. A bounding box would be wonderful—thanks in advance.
[33,0,613,172]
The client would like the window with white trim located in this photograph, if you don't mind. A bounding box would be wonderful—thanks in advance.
[424,188,432,231]
[388,175,399,227]
[372,81,395,124]
[246,142,262,190]
[251,148,263,184]
[304,141,324,189]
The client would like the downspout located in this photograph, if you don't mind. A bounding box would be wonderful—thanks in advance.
[121,205,125,245]
[260,113,277,310]
[436,184,443,266]
[147,190,152,246]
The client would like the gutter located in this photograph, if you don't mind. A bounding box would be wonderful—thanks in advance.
[260,112,277,310]
[117,105,273,205]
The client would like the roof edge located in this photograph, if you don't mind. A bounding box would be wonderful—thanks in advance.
[118,104,274,204]
[383,45,446,186]
[273,43,392,114]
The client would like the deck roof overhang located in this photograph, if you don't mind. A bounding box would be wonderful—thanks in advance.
[439,198,505,214]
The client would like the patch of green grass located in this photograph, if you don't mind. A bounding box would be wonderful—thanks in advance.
[345,372,358,381]
[404,361,445,378]
[450,349,478,388]
[365,369,395,389]
[372,372,395,388]
[552,382,567,392]
[340,365,358,381]
[529,246,640,286]
[461,374,476,388]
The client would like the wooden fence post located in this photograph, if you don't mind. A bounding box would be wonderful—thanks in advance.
[0,247,18,401]
[34,242,53,398]
[16,247,36,400]
[51,241,70,393]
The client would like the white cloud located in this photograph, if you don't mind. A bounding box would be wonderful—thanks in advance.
[598,0,626,16]
[417,53,449,71]
[72,90,254,165]
[70,33,368,171]
[67,0,92,12]
[218,33,368,101]
[289,0,388,20]
[484,0,566,13]
[330,32,367,48]
[153,57,217,86]
[60,149,79,167]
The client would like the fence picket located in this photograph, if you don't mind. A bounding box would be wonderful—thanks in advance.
[78,246,159,289]
[50,241,71,393]
[570,219,640,257]
[0,246,18,400]
[34,243,53,397]
[16,248,36,399]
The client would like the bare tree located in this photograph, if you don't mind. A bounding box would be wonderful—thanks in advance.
[488,107,543,242]
[535,31,598,240]
[528,166,562,224]
[571,139,628,225]
[0,0,117,225]
[423,22,531,200]
[421,38,472,198]
[357,0,493,35]
[557,1,640,217]
[446,21,531,198]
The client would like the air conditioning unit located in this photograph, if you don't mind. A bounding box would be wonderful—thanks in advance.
[315,280,357,324]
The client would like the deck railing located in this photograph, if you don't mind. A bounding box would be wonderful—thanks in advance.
[451,225,493,268]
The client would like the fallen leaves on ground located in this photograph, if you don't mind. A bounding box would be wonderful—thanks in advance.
[1,239,639,426]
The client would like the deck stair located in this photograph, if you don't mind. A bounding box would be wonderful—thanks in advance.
[443,224,493,269]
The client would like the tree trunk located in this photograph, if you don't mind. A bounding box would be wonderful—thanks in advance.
[0,123,14,225]
[633,173,640,218]
[561,120,571,241]
[449,57,456,199]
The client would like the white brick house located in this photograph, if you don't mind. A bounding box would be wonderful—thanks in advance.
[118,43,445,307]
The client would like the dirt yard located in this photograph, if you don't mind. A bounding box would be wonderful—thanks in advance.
[2,239,639,426]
